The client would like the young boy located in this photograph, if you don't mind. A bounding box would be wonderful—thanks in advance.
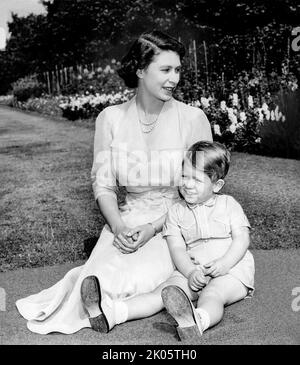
[160,141,255,340]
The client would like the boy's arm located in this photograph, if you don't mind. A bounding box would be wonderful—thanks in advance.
[205,226,250,277]
[166,236,197,278]
[221,226,250,269]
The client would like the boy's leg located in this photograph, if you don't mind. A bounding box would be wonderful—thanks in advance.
[125,274,197,321]
[196,274,248,330]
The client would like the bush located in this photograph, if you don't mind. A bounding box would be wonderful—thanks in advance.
[60,60,127,96]
[12,95,64,117]
[0,94,14,106]
[12,75,45,102]
[59,90,133,120]
[258,90,300,159]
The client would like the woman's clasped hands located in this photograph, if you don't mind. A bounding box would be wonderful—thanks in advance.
[113,224,156,254]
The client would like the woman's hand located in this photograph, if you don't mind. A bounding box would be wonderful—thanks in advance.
[112,225,138,254]
[122,224,156,252]
[204,258,230,278]
[188,269,209,291]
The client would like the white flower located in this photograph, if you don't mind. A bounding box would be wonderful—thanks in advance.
[282,115,286,122]
[239,111,247,122]
[220,101,226,111]
[229,123,237,133]
[213,124,221,136]
[191,100,201,107]
[227,107,234,116]
[255,137,261,143]
[274,106,281,121]
[200,97,210,108]
[104,65,111,74]
[232,93,238,106]
[262,103,269,112]
[228,113,238,125]
[248,95,254,108]
[265,110,271,120]
[270,110,275,121]
[256,108,264,122]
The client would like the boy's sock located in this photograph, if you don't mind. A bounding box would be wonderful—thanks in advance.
[195,307,210,332]
[113,300,129,325]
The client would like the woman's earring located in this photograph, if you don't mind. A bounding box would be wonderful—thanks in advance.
[136,69,143,79]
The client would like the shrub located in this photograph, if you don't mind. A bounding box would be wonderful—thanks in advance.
[258,90,300,159]
[59,90,133,120]
[12,75,45,102]
[0,94,14,106]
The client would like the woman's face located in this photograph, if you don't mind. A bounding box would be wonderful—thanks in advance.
[138,50,181,102]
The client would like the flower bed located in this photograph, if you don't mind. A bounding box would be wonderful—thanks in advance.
[58,89,134,120]
[0,94,14,106]
[191,93,286,154]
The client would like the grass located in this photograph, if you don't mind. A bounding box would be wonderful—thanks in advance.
[0,106,299,272]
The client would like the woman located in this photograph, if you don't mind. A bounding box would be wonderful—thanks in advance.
[16,30,212,334]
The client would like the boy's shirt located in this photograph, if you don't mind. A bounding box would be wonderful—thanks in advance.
[162,194,250,249]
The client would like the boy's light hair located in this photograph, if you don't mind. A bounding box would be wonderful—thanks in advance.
[185,141,231,182]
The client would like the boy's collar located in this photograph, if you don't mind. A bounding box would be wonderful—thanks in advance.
[186,195,217,210]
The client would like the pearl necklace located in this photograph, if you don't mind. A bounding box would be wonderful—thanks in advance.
[139,108,161,134]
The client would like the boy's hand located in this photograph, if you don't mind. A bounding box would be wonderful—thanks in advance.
[188,269,209,291]
[204,258,230,277]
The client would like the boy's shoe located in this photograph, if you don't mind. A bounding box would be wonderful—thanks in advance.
[161,285,203,342]
[80,275,110,333]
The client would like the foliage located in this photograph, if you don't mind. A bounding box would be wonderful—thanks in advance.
[12,95,64,116]
[258,90,300,159]
[0,94,14,106]
[59,90,133,120]
[0,1,300,95]
[12,75,46,102]
[60,60,126,96]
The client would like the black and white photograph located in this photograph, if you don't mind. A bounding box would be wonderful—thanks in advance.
[0,0,299,350]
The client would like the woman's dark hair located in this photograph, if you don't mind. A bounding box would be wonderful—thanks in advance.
[185,141,231,182]
[117,30,185,88]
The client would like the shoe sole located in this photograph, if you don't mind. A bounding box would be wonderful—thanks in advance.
[161,285,202,342]
[80,276,109,333]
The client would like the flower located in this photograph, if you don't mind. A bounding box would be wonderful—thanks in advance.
[265,110,271,120]
[229,123,237,133]
[270,110,275,121]
[247,95,254,108]
[232,93,238,106]
[239,111,247,122]
[213,124,221,136]
[220,100,226,111]
[200,97,210,108]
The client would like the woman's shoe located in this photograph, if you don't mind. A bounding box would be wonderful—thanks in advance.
[161,285,203,342]
[80,275,109,333]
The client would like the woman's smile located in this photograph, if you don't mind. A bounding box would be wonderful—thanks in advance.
[138,50,181,102]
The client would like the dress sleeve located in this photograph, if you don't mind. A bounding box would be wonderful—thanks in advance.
[91,108,118,201]
[187,108,213,147]
[162,204,182,238]
[227,196,251,229]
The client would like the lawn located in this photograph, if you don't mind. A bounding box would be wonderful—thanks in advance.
[0,106,299,272]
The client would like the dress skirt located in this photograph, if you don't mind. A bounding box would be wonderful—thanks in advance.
[16,190,179,334]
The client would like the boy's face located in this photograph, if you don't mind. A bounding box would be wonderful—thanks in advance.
[179,159,223,205]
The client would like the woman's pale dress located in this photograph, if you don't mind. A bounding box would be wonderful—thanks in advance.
[16,96,212,334]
